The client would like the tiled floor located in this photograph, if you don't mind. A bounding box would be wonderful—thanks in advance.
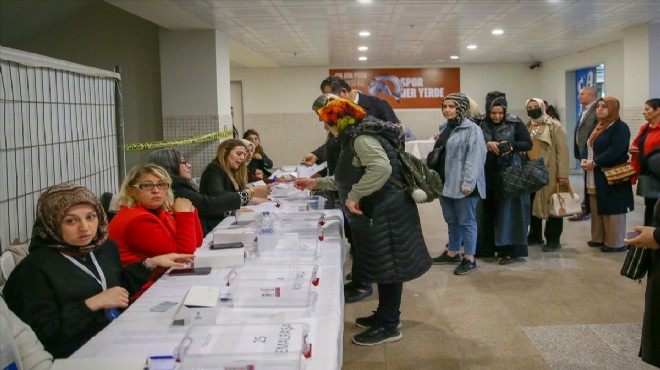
[341,176,654,369]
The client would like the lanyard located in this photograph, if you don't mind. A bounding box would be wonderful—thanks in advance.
[61,252,107,291]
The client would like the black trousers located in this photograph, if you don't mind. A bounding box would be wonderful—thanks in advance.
[644,197,658,227]
[529,215,563,244]
[374,282,403,330]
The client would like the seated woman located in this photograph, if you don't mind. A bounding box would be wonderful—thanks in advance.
[200,139,270,232]
[243,129,274,178]
[2,183,193,358]
[147,148,268,235]
[109,164,203,266]
[241,139,264,182]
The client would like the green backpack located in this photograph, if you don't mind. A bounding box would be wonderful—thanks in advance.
[389,143,444,203]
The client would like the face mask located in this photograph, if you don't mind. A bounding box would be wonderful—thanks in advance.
[527,108,543,119]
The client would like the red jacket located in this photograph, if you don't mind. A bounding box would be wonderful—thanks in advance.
[109,205,203,266]
[632,122,660,173]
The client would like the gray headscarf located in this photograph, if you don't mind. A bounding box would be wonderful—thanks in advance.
[444,93,470,126]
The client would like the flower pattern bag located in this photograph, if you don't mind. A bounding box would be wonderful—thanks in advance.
[602,162,636,185]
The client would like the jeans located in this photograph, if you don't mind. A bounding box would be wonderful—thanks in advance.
[374,282,403,330]
[440,195,479,256]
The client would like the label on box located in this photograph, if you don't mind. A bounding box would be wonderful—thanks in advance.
[260,287,281,297]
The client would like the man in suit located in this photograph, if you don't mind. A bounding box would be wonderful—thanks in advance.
[302,76,400,304]
[569,86,598,221]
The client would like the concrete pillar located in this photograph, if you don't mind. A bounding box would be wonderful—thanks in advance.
[622,24,650,133]
[159,29,231,177]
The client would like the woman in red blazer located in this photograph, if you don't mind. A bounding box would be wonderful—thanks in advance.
[109,164,203,266]
[631,98,660,226]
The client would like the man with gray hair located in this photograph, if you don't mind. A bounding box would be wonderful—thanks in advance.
[570,86,598,221]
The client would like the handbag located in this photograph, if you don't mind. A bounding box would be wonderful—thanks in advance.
[602,162,636,185]
[548,183,581,217]
[620,245,650,280]
[499,155,549,199]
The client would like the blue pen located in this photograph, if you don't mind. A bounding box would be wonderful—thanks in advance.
[106,308,120,320]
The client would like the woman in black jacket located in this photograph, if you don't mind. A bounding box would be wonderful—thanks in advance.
[148,148,268,234]
[2,183,193,358]
[244,129,274,178]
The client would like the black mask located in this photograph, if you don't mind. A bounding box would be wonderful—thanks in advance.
[527,108,543,119]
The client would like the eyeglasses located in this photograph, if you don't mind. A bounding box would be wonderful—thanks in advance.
[132,182,170,191]
[180,159,190,166]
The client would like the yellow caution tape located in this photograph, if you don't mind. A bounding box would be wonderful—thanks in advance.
[124,130,233,151]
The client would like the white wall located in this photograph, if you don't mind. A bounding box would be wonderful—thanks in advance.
[650,24,660,99]
[623,24,650,108]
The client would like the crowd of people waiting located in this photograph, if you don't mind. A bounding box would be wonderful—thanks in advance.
[1,74,659,368]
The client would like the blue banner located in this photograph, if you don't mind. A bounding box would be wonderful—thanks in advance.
[575,66,597,120]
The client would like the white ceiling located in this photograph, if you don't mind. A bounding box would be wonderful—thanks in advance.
[107,0,660,68]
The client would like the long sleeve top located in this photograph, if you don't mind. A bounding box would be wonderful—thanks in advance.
[172,176,240,235]
[2,239,151,358]
[316,135,391,202]
[109,205,202,266]
[0,297,53,370]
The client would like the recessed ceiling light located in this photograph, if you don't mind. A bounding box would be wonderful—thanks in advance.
[450,55,459,60]
[467,44,477,50]
[492,29,504,35]
[359,31,371,37]
[359,56,368,61]
[434,59,445,62]
[357,0,373,3]
[358,46,368,51]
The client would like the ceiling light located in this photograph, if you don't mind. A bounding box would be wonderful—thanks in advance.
[467,44,477,50]
[492,29,504,35]
[358,46,368,51]
[357,0,373,3]
[359,56,368,61]
[450,55,459,60]
[359,31,371,37]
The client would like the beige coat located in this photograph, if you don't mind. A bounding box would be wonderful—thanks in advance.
[526,117,570,219]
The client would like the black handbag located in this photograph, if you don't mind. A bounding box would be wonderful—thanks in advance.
[499,154,549,198]
[426,147,442,172]
[620,245,650,280]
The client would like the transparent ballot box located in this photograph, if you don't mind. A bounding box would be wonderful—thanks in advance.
[274,212,326,231]
[272,196,327,212]
[228,264,320,287]
[228,266,318,308]
[257,232,321,261]
[176,323,311,370]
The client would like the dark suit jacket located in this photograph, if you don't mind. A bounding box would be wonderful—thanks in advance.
[574,103,598,159]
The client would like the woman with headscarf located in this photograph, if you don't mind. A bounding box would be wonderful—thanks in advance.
[243,129,274,178]
[580,96,634,252]
[2,183,193,358]
[147,148,267,235]
[475,92,533,264]
[430,93,487,275]
[294,94,432,346]
[525,98,570,252]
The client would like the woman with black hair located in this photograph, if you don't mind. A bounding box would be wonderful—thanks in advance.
[243,129,274,178]
[631,98,660,226]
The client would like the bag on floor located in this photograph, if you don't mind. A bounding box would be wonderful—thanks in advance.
[499,155,549,199]
[548,183,581,217]
[620,245,650,281]
[602,162,636,185]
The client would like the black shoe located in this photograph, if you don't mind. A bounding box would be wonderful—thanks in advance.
[432,250,461,265]
[587,241,604,247]
[499,256,525,265]
[600,245,627,253]
[454,258,478,275]
[527,236,544,245]
[344,284,373,303]
[542,242,561,252]
[355,312,402,329]
[352,326,402,346]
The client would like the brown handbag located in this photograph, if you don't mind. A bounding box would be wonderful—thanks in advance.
[602,162,636,185]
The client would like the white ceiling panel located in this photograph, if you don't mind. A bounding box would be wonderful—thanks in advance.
[119,0,660,67]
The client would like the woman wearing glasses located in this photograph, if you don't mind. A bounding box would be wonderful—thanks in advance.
[109,164,203,266]
[147,148,268,234]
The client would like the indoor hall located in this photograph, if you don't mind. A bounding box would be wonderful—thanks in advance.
[2,0,660,369]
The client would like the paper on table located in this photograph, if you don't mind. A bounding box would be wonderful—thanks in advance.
[183,286,221,308]
[297,162,327,178]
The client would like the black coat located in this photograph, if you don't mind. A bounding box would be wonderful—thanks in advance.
[642,200,660,366]
[334,118,432,283]
[172,176,240,235]
[199,161,243,233]
[2,239,149,358]
[585,119,634,215]
[248,153,273,178]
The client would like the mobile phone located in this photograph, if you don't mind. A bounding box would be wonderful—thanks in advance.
[168,267,212,276]
[626,231,641,239]
[497,142,511,155]
[210,242,244,250]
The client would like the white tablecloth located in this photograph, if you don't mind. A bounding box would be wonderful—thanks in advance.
[69,209,346,370]
[404,139,436,160]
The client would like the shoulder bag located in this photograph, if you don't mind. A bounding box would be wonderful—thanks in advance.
[548,182,582,217]
[499,153,549,199]
[602,162,636,185]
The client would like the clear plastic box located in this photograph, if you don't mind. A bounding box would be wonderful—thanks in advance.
[228,270,318,308]
[275,196,327,212]
[228,264,320,286]
[257,232,321,261]
[176,323,310,370]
